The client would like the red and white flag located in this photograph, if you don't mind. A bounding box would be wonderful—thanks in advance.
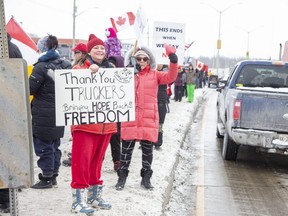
[110,12,135,33]
[196,59,205,71]
[6,17,38,65]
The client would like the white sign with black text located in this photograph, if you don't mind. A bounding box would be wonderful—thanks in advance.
[55,68,135,126]
[152,21,186,65]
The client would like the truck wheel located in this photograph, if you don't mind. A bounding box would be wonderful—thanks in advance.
[222,129,238,161]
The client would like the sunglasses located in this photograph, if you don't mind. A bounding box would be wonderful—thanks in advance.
[136,57,149,62]
[74,51,81,54]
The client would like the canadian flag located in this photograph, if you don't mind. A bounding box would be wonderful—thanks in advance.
[110,12,135,33]
[6,17,38,65]
[196,59,205,71]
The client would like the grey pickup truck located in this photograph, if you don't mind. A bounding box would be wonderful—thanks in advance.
[216,60,288,161]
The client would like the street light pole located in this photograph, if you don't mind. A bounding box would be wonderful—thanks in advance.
[216,11,222,77]
[245,26,263,59]
[236,25,263,59]
[72,0,98,51]
[201,2,242,76]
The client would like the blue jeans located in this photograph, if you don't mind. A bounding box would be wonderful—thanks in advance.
[33,136,62,177]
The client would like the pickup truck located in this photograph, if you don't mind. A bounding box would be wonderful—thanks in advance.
[216,60,288,161]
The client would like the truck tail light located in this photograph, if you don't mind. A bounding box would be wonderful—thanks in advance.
[233,100,241,120]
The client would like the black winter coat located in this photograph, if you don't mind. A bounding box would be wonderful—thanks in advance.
[29,50,72,141]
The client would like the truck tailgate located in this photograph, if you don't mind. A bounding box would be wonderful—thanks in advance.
[240,91,288,132]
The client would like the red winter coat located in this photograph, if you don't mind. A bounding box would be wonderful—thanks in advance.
[70,58,117,135]
[121,62,178,142]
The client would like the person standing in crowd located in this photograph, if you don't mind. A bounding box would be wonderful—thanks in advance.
[195,68,201,89]
[72,42,87,66]
[154,64,169,150]
[62,42,88,167]
[107,55,125,172]
[185,63,197,103]
[29,34,72,189]
[70,34,116,214]
[203,69,208,87]
[182,67,187,98]
[166,82,173,103]
[174,65,184,102]
[7,33,23,58]
[115,45,178,190]
[104,27,122,58]
[0,33,23,214]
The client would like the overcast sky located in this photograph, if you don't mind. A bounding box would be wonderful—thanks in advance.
[4,0,288,60]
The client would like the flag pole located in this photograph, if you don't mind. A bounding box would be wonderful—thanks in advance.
[132,40,138,55]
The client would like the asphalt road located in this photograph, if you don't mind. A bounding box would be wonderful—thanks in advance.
[165,89,288,216]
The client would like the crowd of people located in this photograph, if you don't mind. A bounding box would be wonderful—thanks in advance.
[1,28,209,215]
[172,64,210,103]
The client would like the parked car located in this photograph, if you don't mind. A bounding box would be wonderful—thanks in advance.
[208,75,218,88]
[216,60,288,161]
[218,73,230,88]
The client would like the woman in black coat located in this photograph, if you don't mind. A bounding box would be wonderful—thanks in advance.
[154,64,169,150]
[29,34,71,189]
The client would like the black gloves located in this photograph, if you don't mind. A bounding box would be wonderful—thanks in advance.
[169,53,178,63]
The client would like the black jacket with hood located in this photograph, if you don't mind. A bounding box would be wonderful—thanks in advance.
[29,49,72,141]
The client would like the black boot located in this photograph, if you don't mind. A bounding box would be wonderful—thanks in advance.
[52,174,58,186]
[31,173,52,189]
[115,169,129,190]
[140,169,154,190]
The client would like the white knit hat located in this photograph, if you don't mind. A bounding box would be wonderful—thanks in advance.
[37,36,48,53]
[134,50,150,59]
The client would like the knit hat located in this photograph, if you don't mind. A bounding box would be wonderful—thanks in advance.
[87,34,105,53]
[105,28,117,38]
[72,43,87,53]
[134,50,150,59]
[37,36,49,53]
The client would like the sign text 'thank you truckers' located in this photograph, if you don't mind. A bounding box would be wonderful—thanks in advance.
[55,68,135,126]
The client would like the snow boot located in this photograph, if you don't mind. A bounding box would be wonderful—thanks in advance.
[87,185,111,210]
[52,174,58,186]
[140,169,154,190]
[36,173,58,186]
[31,174,52,189]
[115,169,129,190]
[71,188,94,214]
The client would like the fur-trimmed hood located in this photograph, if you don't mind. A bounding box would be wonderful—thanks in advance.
[124,46,157,70]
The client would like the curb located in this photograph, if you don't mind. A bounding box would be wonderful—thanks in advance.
[161,89,207,214]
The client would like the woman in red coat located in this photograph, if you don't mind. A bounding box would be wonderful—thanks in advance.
[70,34,117,214]
[115,46,178,190]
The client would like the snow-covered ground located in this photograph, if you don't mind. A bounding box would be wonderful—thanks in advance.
[2,89,206,216]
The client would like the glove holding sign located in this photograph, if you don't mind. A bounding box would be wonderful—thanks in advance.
[164,43,178,63]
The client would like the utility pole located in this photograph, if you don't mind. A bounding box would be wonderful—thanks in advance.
[201,2,242,75]
[72,0,76,50]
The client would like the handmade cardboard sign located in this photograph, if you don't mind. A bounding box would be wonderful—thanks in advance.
[55,67,135,126]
